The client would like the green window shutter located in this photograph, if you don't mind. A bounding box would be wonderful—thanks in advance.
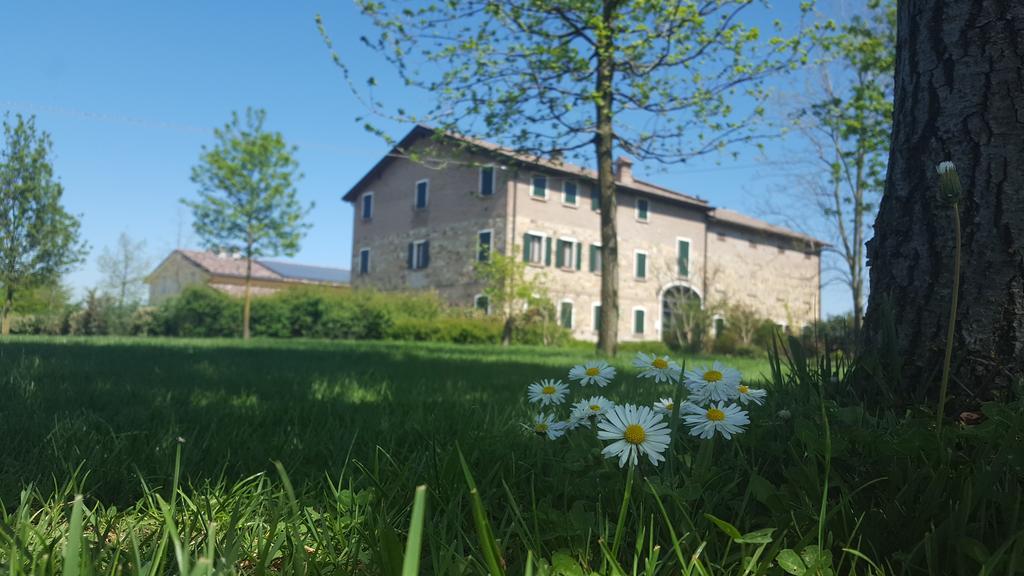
[590,185,600,210]
[678,240,690,276]
[560,302,572,329]
[523,234,531,262]
[594,305,602,331]
[636,253,647,279]
[544,237,552,266]
[575,242,582,270]
[634,309,645,334]
[589,245,597,272]
[555,240,565,268]
[638,199,649,220]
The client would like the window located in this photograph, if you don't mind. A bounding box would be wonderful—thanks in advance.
[531,175,548,199]
[408,239,430,270]
[633,308,646,335]
[359,248,370,275]
[479,166,495,196]
[361,192,374,220]
[477,230,493,262]
[475,294,490,314]
[556,238,579,270]
[415,180,429,209]
[563,180,578,206]
[589,244,602,273]
[634,250,647,280]
[523,233,547,265]
[677,238,691,277]
[559,301,574,329]
[592,303,602,332]
[714,316,726,337]
[636,198,649,221]
[590,184,600,211]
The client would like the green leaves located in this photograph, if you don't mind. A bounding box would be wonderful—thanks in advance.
[775,545,835,576]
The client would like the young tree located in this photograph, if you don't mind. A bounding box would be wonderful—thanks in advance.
[97,232,150,307]
[862,1,1024,403]
[182,108,311,340]
[0,114,88,336]
[474,247,547,346]
[789,0,894,335]
[321,1,812,355]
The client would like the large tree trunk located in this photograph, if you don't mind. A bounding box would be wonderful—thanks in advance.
[1,286,12,336]
[595,0,619,357]
[863,0,1024,403]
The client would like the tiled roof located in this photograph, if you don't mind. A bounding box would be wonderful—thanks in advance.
[173,250,350,285]
[709,209,826,246]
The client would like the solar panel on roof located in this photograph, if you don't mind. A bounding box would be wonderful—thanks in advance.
[257,260,351,284]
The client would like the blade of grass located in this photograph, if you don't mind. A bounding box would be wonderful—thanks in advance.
[401,485,428,576]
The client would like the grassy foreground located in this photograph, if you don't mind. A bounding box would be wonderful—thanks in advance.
[0,337,1021,574]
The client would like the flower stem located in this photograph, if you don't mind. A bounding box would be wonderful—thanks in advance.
[937,203,961,434]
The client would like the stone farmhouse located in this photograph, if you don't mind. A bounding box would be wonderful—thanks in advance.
[345,126,825,342]
[145,250,350,306]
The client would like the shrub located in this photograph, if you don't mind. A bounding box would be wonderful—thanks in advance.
[152,286,240,337]
[387,316,501,344]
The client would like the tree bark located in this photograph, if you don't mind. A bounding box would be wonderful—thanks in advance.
[595,0,619,357]
[243,256,253,340]
[863,0,1024,402]
[1,286,12,336]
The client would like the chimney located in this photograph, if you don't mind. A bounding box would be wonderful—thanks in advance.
[615,156,634,184]
[217,250,228,259]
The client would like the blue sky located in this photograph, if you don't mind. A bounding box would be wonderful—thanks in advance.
[0,1,857,317]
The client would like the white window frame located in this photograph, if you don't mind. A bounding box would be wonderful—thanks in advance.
[562,179,579,207]
[412,239,429,270]
[524,230,548,265]
[477,228,494,262]
[556,236,578,271]
[634,249,648,280]
[592,301,603,332]
[414,179,430,210]
[632,306,647,335]
[531,174,548,200]
[361,192,374,220]
[559,299,575,329]
[359,248,371,275]
[479,165,496,197]
[676,236,692,279]
[474,293,491,314]
[590,242,602,274]
[635,197,650,222]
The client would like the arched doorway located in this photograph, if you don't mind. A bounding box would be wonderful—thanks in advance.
[660,284,702,347]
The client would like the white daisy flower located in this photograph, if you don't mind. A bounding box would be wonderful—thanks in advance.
[736,384,767,406]
[633,352,681,383]
[597,404,672,468]
[570,395,614,425]
[682,402,749,440]
[653,397,677,415]
[568,360,616,387]
[684,361,742,403]
[527,379,569,406]
[526,413,568,440]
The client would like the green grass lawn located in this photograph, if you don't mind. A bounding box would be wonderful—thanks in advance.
[0,336,1019,575]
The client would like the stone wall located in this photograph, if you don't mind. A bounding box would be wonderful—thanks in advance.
[147,253,210,306]
[705,222,821,328]
[350,140,508,306]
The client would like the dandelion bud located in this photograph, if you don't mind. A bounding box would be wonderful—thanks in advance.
[936,161,962,204]
[776,409,792,421]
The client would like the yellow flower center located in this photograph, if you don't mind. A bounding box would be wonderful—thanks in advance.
[590,404,602,412]
[706,408,726,422]
[585,367,601,376]
[535,423,548,434]
[738,385,749,394]
[652,358,669,369]
[664,403,674,411]
[542,385,557,395]
[624,424,647,444]
[704,370,723,382]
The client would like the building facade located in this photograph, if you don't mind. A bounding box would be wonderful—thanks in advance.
[345,126,824,342]
[145,250,350,306]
